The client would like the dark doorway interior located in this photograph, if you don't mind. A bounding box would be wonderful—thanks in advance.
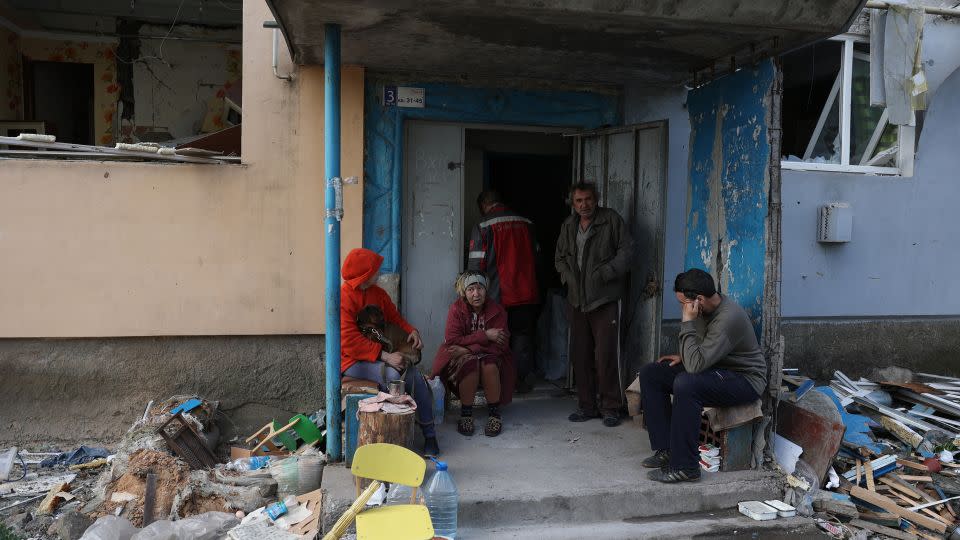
[486,152,571,293]
[462,129,572,296]
[26,61,95,145]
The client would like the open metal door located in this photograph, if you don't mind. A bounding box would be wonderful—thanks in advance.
[401,121,465,371]
[570,121,668,390]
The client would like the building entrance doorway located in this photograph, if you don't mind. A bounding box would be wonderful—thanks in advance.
[401,120,667,394]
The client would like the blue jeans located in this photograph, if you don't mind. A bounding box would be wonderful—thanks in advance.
[639,362,759,470]
[342,361,436,438]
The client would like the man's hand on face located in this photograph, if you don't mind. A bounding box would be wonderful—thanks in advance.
[658,354,681,367]
[680,298,702,322]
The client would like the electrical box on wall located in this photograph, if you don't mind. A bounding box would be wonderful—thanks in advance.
[818,202,853,243]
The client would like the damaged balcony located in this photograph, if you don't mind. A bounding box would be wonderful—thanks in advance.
[0,0,243,163]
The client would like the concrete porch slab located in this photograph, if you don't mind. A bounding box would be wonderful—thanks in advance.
[322,389,784,535]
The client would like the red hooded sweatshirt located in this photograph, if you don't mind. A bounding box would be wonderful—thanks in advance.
[340,248,415,373]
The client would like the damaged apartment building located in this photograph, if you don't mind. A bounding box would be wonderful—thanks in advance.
[1,0,959,447]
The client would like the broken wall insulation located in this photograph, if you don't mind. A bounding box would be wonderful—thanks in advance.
[684,60,777,335]
[0,26,22,121]
[362,77,619,275]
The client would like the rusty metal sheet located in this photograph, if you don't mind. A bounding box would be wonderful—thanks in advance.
[777,400,845,482]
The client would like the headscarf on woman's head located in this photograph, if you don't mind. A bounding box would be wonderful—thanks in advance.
[454,271,487,298]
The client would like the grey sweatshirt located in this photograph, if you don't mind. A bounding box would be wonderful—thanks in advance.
[678,296,767,396]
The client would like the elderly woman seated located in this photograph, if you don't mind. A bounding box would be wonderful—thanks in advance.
[431,271,515,437]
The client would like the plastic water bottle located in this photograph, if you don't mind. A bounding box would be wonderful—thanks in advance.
[424,459,458,538]
[265,495,299,520]
[429,377,445,425]
[226,455,271,471]
[385,483,416,505]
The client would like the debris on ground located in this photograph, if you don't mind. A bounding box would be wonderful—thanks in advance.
[773,368,960,538]
[0,395,331,539]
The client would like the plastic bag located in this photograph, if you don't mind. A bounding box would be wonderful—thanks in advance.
[131,512,239,540]
[428,377,445,425]
[791,459,819,517]
[80,516,139,540]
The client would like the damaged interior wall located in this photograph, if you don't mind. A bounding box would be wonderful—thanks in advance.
[128,24,241,142]
[0,1,363,442]
[684,61,776,332]
[17,37,119,144]
[0,24,22,120]
[0,20,241,144]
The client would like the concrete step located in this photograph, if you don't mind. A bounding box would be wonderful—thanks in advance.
[453,470,781,530]
[458,510,822,539]
[323,396,784,531]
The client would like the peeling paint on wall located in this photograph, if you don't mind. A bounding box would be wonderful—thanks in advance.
[685,60,775,333]
[363,78,619,272]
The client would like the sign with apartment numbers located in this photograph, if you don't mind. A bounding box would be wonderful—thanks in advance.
[384,86,425,108]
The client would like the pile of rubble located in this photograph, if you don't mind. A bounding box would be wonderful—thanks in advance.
[774,369,960,539]
[0,396,326,540]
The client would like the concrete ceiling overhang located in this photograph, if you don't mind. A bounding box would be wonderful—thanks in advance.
[266,0,866,86]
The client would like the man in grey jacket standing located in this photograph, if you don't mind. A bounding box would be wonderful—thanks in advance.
[639,268,767,483]
[555,182,634,427]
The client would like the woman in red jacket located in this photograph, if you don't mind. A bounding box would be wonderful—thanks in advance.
[340,248,439,457]
[431,271,515,437]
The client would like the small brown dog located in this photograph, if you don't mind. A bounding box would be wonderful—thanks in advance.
[356,304,421,367]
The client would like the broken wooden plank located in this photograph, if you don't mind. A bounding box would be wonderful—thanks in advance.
[850,486,947,534]
[856,459,863,486]
[880,477,923,500]
[900,475,933,482]
[848,518,918,540]
[898,459,931,472]
[143,471,157,526]
[905,524,941,540]
[858,510,903,527]
[866,460,876,491]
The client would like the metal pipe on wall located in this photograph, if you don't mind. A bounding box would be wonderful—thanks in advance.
[272,28,293,81]
[324,23,343,461]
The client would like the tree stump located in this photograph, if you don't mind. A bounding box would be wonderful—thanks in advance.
[357,410,415,451]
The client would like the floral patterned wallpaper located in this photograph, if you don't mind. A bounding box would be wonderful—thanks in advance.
[0,26,22,121]
[201,48,242,133]
[20,38,119,145]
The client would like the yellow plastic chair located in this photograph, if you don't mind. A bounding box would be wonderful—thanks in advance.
[323,443,434,540]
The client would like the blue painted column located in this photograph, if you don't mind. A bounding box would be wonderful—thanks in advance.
[324,23,342,461]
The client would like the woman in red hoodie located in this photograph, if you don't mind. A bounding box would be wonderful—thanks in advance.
[340,248,439,457]
[431,271,515,438]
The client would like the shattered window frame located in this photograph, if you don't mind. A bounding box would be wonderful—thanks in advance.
[781,34,916,176]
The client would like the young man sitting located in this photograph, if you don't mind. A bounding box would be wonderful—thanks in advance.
[639,269,767,483]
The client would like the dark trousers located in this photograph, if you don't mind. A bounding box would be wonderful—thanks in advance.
[639,361,759,470]
[507,304,538,380]
[569,301,621,414]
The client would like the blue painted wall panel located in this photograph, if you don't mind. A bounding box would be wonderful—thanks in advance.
[685,61,775,333]
[363,79,620,272]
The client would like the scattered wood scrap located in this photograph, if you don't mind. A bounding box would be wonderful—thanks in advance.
[849,518,918,540]
[850,486,947,534]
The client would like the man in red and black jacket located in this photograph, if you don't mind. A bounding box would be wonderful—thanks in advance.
[468,190,539,393]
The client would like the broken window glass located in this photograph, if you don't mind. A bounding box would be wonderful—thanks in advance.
[782,41,842,163]
[781,39,899,169]
[851,42,897,166]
